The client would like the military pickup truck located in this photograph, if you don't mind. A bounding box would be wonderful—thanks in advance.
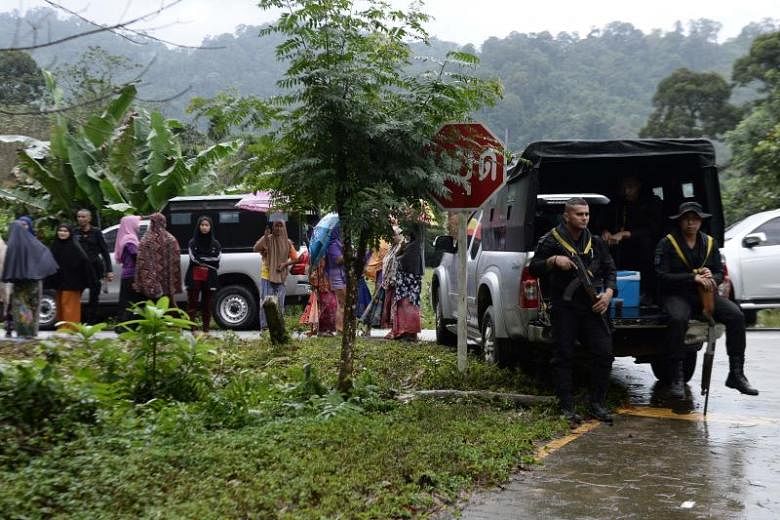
[431,139,726,383]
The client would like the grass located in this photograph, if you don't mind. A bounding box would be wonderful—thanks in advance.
[0,333,565,519]
[757,309,780,327]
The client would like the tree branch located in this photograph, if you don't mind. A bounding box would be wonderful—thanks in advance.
[0,0,186,52]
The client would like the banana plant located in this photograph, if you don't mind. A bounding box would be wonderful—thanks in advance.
[3,76,241,220]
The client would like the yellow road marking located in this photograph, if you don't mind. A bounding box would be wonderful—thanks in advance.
[617,405,779,425]
[534,420,601,461]
[616,406,702,421]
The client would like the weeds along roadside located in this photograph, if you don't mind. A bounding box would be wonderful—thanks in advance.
[0,297,566,518]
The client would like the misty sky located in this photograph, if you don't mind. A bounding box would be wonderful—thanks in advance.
[2,0,777,47]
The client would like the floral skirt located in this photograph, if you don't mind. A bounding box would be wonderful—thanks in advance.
[11,280,42,338]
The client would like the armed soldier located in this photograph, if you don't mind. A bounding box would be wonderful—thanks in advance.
[655,201,759,399]
[530,197,617,424]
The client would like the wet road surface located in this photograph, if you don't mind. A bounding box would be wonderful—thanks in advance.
[458,330,780,519]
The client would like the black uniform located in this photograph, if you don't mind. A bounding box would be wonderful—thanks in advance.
[529,224,617,411]
[655,229,745,362]
[73,226,112,323]
[600,192,662,299]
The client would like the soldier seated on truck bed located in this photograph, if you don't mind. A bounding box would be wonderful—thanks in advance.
[598,175,662,304]
[655,201,759,399]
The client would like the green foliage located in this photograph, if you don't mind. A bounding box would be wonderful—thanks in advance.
[639,68,740,138]
[117,297,215,403]
[0,346,99,464]
[721,32,780,222]
[0,50,45,105]
[733,31,780,92]
[3,77,241,220]
[257,0,501,390]
[0,334,564,518]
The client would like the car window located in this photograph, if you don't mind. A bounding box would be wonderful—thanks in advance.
[752,217,780,246]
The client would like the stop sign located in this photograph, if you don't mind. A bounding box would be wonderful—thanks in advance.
[432,122,506,211]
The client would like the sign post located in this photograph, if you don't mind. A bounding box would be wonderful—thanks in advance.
[432,122,506,372]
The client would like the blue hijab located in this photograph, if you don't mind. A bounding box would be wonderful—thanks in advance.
[18,215,36,236]
[2,221,59,282]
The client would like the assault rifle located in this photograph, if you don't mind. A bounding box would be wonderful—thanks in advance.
[698,280,717,416]
[568,253,613,335]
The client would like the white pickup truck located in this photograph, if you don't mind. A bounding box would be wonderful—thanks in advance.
[39,195,311,330]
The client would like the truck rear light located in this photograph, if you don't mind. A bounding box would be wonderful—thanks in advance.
[520,267,540,309]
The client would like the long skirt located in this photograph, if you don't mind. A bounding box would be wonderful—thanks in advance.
[380,286,395,329]
[318,290,338,334]
[258,279,286,330]
[388,298,421,339]
[56,289,83,331]
[11,280,41,338]
[360,286,385,327]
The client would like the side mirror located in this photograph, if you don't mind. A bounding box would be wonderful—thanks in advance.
[433,235,457,254]
[742,233,765,248]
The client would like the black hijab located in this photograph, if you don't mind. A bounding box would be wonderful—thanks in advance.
[50,224,90,270]
[193,216,215,249]
[2,220,59,282]
[398,225,424,276]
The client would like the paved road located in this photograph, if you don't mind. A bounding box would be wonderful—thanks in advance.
[457,330,780,520]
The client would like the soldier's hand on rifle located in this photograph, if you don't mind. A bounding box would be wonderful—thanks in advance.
[592,288,613,314]
[695,273,717,292]
[547,255,575,271]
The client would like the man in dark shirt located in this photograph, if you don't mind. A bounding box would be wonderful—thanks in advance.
[600,176,663,302]
[530,198,617,424]
[74,209,113,323]
[655,201,758,399]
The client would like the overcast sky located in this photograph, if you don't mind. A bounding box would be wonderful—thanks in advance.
[2,0,777,47]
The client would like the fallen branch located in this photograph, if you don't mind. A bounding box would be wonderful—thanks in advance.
[396,389,556,406]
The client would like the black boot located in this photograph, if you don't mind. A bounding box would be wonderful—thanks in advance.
[588,402,613,424]
[725,356,759,395]
[558,396,582,426]
[667,361,685,399]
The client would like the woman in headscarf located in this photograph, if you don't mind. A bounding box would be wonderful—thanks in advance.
[325,225,346,333]
[2,220,59,338]
[386,224,424,341]
[185,216,221,332]
[114,215,142,323]
[253,214,298,330]
[380,226,405,330]
[134,213,182,303]
[18,215,36,236]
[49,223,96,330]
[0,235,11,337]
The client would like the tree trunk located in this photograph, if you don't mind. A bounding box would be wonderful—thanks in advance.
[262,295,289,345]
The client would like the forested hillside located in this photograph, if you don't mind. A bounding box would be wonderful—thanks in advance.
[1,8,777,152]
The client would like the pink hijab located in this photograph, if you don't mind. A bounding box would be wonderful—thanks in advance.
[114,215,141,264]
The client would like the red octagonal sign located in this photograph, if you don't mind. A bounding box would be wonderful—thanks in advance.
[432,122,506,211]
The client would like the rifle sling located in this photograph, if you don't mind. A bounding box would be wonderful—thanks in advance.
[665,233,714,274]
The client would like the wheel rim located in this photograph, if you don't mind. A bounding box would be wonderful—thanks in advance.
[218,294,249,326]
[483,318,496,363]
[39,295,56,326]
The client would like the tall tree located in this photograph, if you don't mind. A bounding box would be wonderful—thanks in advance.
[257,0,501,391]
[723,32,780,223]
[639,67,740,138]
[0,50,44,105]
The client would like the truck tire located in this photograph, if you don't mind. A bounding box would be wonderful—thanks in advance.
[435,298,456,347]
[213,285,258,330]
[481,305,510,366]
[650,350,697,383]
[39,289,58,330]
